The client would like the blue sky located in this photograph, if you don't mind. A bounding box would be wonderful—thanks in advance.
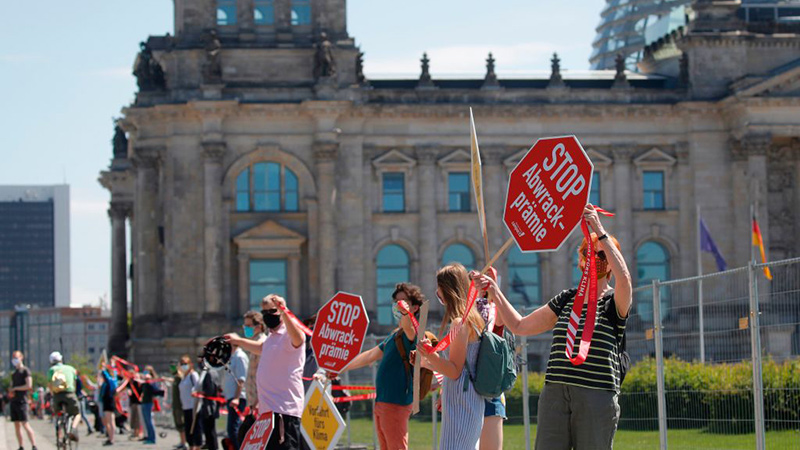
[0,0,605,307]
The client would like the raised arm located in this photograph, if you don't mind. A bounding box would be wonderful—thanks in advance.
[339,346,383,373]
[585,204,632,318]
[419,318,470,379]
[225,333,264,355]
[472,272,558,336]
[273,297,305,348]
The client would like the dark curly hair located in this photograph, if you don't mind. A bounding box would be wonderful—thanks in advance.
[392,282,426,307]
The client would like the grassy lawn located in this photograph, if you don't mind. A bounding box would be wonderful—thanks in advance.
[340,417,800,449]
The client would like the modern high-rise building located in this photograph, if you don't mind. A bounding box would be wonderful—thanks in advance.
[591,0,800,70]
[0,185,71,310]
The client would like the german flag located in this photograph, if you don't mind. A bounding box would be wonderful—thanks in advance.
[752,215,773,280]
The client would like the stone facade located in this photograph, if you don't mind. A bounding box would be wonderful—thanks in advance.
[99,0,800,368]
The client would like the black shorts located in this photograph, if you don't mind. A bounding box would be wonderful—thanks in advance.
[10,401,29,422]
[102,397,116,413]
[184,409,203,447]
[266,414,301,450]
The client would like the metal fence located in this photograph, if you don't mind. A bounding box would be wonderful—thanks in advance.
[331,258,800,450]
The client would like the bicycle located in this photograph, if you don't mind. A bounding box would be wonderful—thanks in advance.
[55,410,79,450]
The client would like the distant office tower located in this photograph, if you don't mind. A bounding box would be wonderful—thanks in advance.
[591,0,691,70]
[0,185,70,310]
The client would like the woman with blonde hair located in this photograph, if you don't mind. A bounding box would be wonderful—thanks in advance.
[473,205,632,450]
[420,263,486,450]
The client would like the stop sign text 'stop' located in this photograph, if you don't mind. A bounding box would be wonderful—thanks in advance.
[504,136,593,252]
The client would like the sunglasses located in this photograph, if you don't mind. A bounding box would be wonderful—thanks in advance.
[582,250,607,261]
[262,308,279,315]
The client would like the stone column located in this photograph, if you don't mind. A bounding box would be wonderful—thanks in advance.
[314,143,338,305]
[612,147,635,264]
[745,134,771,252]
[288,254,302,313]
[730,140,751,266]
[132,148,162,318]
[483,150,505,267]
[676,143,694,278]
[203,142,225,315]
[238,254,250,313]
[108,202,132,357]
[416,146,439,301]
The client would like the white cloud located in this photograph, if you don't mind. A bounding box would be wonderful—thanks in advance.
[365,42,567,77]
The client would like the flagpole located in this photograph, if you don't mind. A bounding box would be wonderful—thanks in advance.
[751,202,756,265]
[696,204,705,363]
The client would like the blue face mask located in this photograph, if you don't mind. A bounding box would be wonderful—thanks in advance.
[243,326,255,338]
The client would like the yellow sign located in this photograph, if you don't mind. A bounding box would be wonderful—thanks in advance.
[300,380,346,450]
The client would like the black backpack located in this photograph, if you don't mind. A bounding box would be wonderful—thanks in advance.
[602,296,630,385]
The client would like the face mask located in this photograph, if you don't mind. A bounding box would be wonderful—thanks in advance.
[243,326,255,338]
[262,310,282,329]
[436,292,445,306]
[12,358,20,367]
[180,364,190,373]
[392,303,403,321]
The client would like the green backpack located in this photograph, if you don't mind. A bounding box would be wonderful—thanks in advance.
[465,325,518,399]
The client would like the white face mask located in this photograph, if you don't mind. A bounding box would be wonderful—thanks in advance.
[436,292,445,306]
[12,358,21,367]
[180,364,190,373]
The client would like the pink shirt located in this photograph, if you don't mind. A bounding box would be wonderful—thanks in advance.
[256,323,305,417]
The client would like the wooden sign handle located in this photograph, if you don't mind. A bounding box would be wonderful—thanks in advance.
[411,300,429,415]
[480,237,515,274]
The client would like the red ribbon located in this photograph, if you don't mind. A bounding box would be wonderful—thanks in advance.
[332,393,376,403]
[330,385,375,391]
[275,304,313,336]
[420,280,480,353]
[564,205,614,366]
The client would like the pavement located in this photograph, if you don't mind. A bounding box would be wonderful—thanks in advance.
[1,416,187,450]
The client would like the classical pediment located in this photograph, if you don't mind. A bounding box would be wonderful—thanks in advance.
[634,147,677,167]
[503,147,530,169]
[372,149,416,170]
[234,220,306,252]
[438,149,471,166]
[730,58,800,98]
[586,149,613,168]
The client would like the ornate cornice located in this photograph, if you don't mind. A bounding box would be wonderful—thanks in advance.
[414,146,439,165]
[130,146,164,169]
[611,146,637,161]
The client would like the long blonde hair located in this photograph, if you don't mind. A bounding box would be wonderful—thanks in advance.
[436,263,485,339]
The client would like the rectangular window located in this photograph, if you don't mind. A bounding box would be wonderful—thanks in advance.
[253,163,281,212]
[448,172,470,212]
[382,173,405,213]
[217,0,237,26]
[284,169,299,212]
[643,171,665,210]
[254,0,275,25]
[590,173,601,206]
[291,0,312,26]
[249,259,287,309]
[236,169,250,211]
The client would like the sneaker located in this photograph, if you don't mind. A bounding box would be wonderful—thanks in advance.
[68,432,80,442]
[103,440,114,446]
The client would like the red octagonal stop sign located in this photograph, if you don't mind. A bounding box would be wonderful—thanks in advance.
[312,292,369,374]
[504,136,593,252]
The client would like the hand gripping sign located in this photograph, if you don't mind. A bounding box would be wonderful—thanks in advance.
[311,292,369,374]
[240,412,274,450]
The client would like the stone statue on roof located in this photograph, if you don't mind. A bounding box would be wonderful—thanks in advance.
[134,42,166,91]
[313,32,337,80]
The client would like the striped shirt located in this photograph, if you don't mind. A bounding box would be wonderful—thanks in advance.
[545,289,627,392]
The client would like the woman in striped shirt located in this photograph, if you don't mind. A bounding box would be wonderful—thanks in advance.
[473,204,633,450]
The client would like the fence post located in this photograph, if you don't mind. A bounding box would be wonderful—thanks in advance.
[370,335,378,450]
[521,330,531,450]
[343,369,352,447]
[748,262,767,450]
[653,280,668,450]
[698,277,706,363]
[432,389,438,450]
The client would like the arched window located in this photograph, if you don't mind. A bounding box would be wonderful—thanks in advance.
[442,243,475,271]
[217,0,237,25]
[254,0,275,25]
[376,245,410,325]
[235,162,299,212]
[291,0,311,25]
[507,247,541,308]
[636,241,671,322]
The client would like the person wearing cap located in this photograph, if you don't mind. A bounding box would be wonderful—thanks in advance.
[47,351,82,442]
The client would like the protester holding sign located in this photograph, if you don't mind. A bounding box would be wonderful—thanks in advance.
[225,294,305,450]
[336,283,425,450]
[420,264,485,450]
[473,204,632,450]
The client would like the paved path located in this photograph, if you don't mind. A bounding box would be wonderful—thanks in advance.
[1,417,186,450]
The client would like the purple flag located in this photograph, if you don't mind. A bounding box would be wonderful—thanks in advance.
[700,218,727,272]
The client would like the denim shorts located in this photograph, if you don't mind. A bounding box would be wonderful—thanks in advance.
[483,393,506,419]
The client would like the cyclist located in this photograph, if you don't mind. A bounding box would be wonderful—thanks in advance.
[47,351,82,443]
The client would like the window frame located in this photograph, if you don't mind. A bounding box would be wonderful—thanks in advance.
[234,162,300,213]
[381,172,406,213]
[441,243,476,271]
[375,244,411,326]
[635,241,671,322]
[248,259,288,310]
[254,0,276,26]
[642,170,665,211]
[447,172,471,213]
[216,0,238,26]
[506,247,542,308]
[290,0,312,26]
